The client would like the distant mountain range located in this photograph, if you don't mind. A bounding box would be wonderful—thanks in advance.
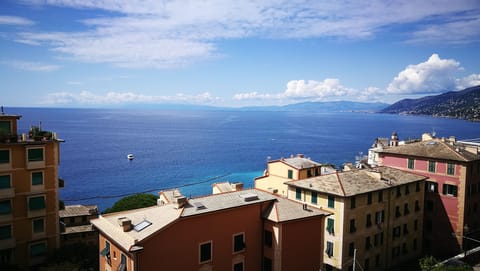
[240,101,388,112]
[380,85,480,121]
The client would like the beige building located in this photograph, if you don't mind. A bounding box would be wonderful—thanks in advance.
[59,204,99,247]
[0,113,64,268]
[284,166,427,271]
[255,154,334,197]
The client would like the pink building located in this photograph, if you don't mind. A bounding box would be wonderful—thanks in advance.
[375,133,480,258]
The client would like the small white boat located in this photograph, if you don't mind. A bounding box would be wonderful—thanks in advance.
[127,154,134,160]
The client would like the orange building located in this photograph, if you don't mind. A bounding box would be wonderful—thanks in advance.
[92,189,330,271]
[0,113,64,268]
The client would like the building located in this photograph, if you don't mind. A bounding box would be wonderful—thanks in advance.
[91,189,330,271]
[374,133,480,258]
[255,154,334,197]
[0,113,64,268]
[59,204,99,247]
[282,166,426,271]
[212,181,244,194]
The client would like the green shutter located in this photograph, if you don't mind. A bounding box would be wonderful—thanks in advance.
[0,200,12,214]
[0,150,9,163]
[0,224,11,240]
[328,195,335,208]
[295,188,302,200]
[29,196,46,210]
[327,218,334,234]
[32,172,43,185]
[408,158,414,169]
[33,219,44,233]
[311,192,318,204]
[287,170,293,179]
[0,175,10,189]
[28,148,44,162]
[0,121,11,134]
[30,242,46,257]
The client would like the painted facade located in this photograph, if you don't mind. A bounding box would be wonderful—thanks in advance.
[92,189,329,271]
[376,133,480,258]
[284,166,426,271]
[0,113,63,268]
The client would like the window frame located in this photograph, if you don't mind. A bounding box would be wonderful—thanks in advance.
[30,241,47,258]
[0,199,12,215]
[328,195,335,208]
[447,163,455,175]
[0,224,12,240]
[325,241,334,257]
[28,148,44,162]
[442,184,458,197]
[428,161,436,173]
[199,241,213,264]
[28,195,46,210]
[233,232,245,253]
[326,218,334,235]
[407,158,415,169]
[295,187,302,200]
[264,230,273,248]
[0,149,10,164]
[32,217,45,234]
[31,171,44,186]
[0,174,11,189]
[311,191,318,204]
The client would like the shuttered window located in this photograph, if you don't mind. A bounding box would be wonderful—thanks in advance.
[32,172,43,186]
[29,196,46,210]
[0,150,9,164]
[0,175,10,189]
[28,148,44,162]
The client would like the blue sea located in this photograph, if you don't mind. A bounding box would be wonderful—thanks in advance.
[10,108,480,211]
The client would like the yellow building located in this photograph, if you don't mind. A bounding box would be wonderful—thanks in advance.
[0,113,64,268]
[255,154,333,197]
[284,166,426,271]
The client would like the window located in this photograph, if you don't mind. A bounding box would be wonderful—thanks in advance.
[365,236,372,250]
[0,175,11,189]
[349,219,356,233]
[416,182,420,192]
[405,185,410,195]
[0,200,12,215]
[33,218,45,234]
[414,220,418,231]
[403,224,408,235]
[234,262,244,271]
[328,195,335,208]
[100,241,110,258]
[295,188,302,200]
[307,169,312,177]
[327,218,334,235]
[0,121,11,134]
[367,192,372,205]
[0,224,12,240]
[393,226,401,239]
[375,210,384,224]
[287,170,293,179]
[375,254,380,267]
[350,196,356,209]
[366,214,372,228]
[0,150,9,164]
[120,254,127,271]
[413,239,418,250]
[408,158,415,169]
[325,241,334,257]
[30,242,46,257]
[404,203,409,215]
[233,233,245,252]
[426,182,438,193]
[396,186,401,197]
[442,184,458,197]
[402,243,407,255]
[447,163,455,175]
[264,230,273,248]
[426,200,434,212]
[29,196,46,210]
[32,172,43,186]
[378,191,383,202]
[311,191,318,204]
[28,148,44,162]
[395,206,401,218]
[315,168,320,176]
[374,232,384,246]
[415,200,421,212]
[365,258,370,271]
[349,242,355,257]
[428,161,436,173]
[425,219,433,232]
[263,257,272,271]
[199,241,212,263]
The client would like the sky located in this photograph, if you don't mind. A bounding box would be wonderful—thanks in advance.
[1,0,480,108]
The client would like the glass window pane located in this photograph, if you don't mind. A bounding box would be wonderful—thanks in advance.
[29,196,46,210]
[0,175,10,189]
[33,219,44,233]
[28,148,44,162]
[30,242,46,257]
[0,121,11,134]
[0,150,9,163]
[0,224,11,240]
[0,200,12,214]
[32,172,43,186]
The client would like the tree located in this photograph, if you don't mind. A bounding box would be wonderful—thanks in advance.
[419,256,473,271]
[103,193,158,214]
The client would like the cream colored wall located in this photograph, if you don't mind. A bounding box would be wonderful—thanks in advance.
[255,162,296,197]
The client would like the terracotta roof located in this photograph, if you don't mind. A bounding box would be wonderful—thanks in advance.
[61,224,96,235]
[379,139,480,162]
[60,205,98,218]
[263,197,331,222]
[285,166,427,197]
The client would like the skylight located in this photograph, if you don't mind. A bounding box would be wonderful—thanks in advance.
[134,220,152,232]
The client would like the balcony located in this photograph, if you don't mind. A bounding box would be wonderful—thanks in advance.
[0,237,16,249]
[0,187,15,199]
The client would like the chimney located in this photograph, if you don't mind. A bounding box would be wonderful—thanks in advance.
[230,182,244,191]
[118,217,132,232]
[173,196,188,209]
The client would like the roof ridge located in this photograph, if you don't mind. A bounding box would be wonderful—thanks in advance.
[436,139,469,162]
[335,171,347,196]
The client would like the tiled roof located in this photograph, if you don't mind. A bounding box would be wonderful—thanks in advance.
[60,205,98,218]
[274,156,321,169]
[263,197,331,222]
[379,139,479,162]
[286,166,427,197]
[182,189,276,217]
[61,224,96,235]
[91,205,182,252]
[159,189,182,203]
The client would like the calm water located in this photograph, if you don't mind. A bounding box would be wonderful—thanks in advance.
[10,108,480,210]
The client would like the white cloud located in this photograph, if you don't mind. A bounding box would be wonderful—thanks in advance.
[14,0,480,68]
[42,91,221,105]
[284,79,355,99]
[0,15,34,26]
[456,74,480,90]
[387,54,462,94]
[2,60,60,72]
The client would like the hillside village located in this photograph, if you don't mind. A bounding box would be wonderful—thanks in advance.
[1,112,480,271]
